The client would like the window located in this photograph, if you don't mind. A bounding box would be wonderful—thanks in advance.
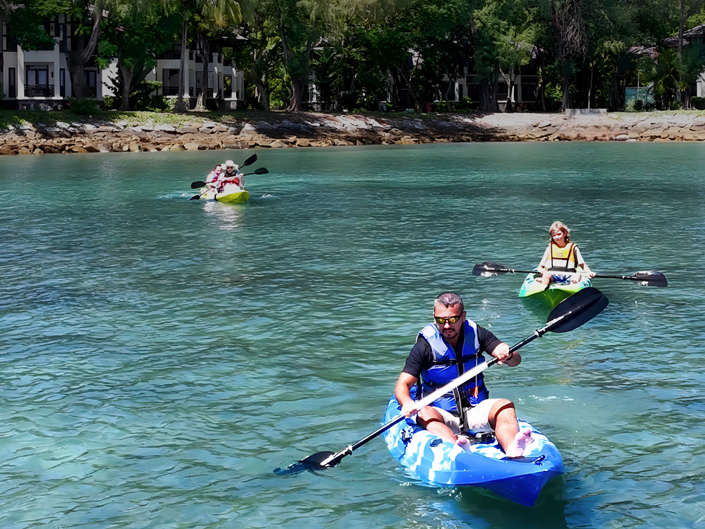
[163,69,180,96]
[223,75,232,98]
[27,65,52,96]
[9,67,16,98]
[60,68,65,97]
[85,70,97,97]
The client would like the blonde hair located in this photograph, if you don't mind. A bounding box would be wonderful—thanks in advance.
[549,221,571,242]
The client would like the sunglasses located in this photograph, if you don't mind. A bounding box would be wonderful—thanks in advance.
[434,314,463,325]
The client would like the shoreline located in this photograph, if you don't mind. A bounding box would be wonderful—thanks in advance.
[2,110,705,155]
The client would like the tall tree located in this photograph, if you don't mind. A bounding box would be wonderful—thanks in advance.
[552,0,588,110]
[65,0,114,100]
[173,0,241,113]
[97,1,178,110]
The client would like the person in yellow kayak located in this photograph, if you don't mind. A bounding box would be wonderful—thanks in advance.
[217,160,243,192]
[395,292,533,458]
[537,221,595,285]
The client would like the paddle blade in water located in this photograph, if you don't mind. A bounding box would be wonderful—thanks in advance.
[189,194,201,201]
[547,287,608,333]
[634,271,668,287]
[273,451,336,476]
[472,262,508,277]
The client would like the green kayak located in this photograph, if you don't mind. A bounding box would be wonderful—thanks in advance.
[519,272,592,308]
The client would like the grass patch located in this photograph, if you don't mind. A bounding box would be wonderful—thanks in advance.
[0,109,276,130]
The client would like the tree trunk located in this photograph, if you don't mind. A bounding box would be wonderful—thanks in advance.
[562,74,572,110]
[336,73,357,112]
[195,32,209,112]
[175,3,189,113]
[396,65,422,112]
[499,66,513,113]
[443,73,454,111]
[66,6,101,100]
[587,61,593,109]
[536,48,547,112]
[285,77,307,111]
[279,27,312,112]
[118,61,134,111]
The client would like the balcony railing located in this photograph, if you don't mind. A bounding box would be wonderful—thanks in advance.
[163,86,180,96]
[26,84,55,97]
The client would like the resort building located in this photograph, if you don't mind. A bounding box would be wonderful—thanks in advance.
[0,14,245,110]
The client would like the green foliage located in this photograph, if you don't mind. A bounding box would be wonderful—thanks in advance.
[544,82,563,107]
[70,97,99,115]
[4,0,65,50]
[130,81,168,111]
[692,96,705,110]
[103,95,115,109]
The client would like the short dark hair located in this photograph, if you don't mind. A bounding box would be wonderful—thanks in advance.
[435,292,464,312]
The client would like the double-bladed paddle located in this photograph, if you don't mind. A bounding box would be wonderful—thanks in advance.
[472,261,668,287]
[189,153,258,189]
[273,287,609,476]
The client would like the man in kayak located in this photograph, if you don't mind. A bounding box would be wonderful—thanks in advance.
[216,160,243,192]
[537,221,594,285]
[395,292,533,457]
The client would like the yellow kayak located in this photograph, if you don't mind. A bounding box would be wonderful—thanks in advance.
[200,184,250,203]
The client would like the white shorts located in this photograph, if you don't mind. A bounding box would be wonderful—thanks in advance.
[435,399,500,435]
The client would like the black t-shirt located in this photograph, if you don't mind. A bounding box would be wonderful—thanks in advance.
[401,324,503,379]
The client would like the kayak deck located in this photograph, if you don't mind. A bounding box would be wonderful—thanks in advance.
[381,397,564,507]
[519,272,591,309]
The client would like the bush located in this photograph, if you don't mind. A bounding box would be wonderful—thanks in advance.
[668,100,682,111]
[691,96,705,110]
[457,96,473,111]
[102,95,115,110]
[633,99,644,111]
[130,80,164,111]
[431,100,448,112]
[70,97,99,115]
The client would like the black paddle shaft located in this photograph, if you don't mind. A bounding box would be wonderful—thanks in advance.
[273,287,609,475]
[472,262,667,287]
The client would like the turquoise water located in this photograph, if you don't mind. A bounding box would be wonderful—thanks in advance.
[0,142,704,528]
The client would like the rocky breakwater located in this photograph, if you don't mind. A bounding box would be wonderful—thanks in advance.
[2,111,705,156]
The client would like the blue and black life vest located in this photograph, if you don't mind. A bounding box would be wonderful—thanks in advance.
[413,320,489,412]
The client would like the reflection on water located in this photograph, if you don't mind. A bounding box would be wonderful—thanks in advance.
[0,143,703,528]
[203,200,245,230]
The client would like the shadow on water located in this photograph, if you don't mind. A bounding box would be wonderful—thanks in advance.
[453,477,568,528]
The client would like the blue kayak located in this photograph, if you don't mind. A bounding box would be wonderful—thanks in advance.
[381,396,564,507]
